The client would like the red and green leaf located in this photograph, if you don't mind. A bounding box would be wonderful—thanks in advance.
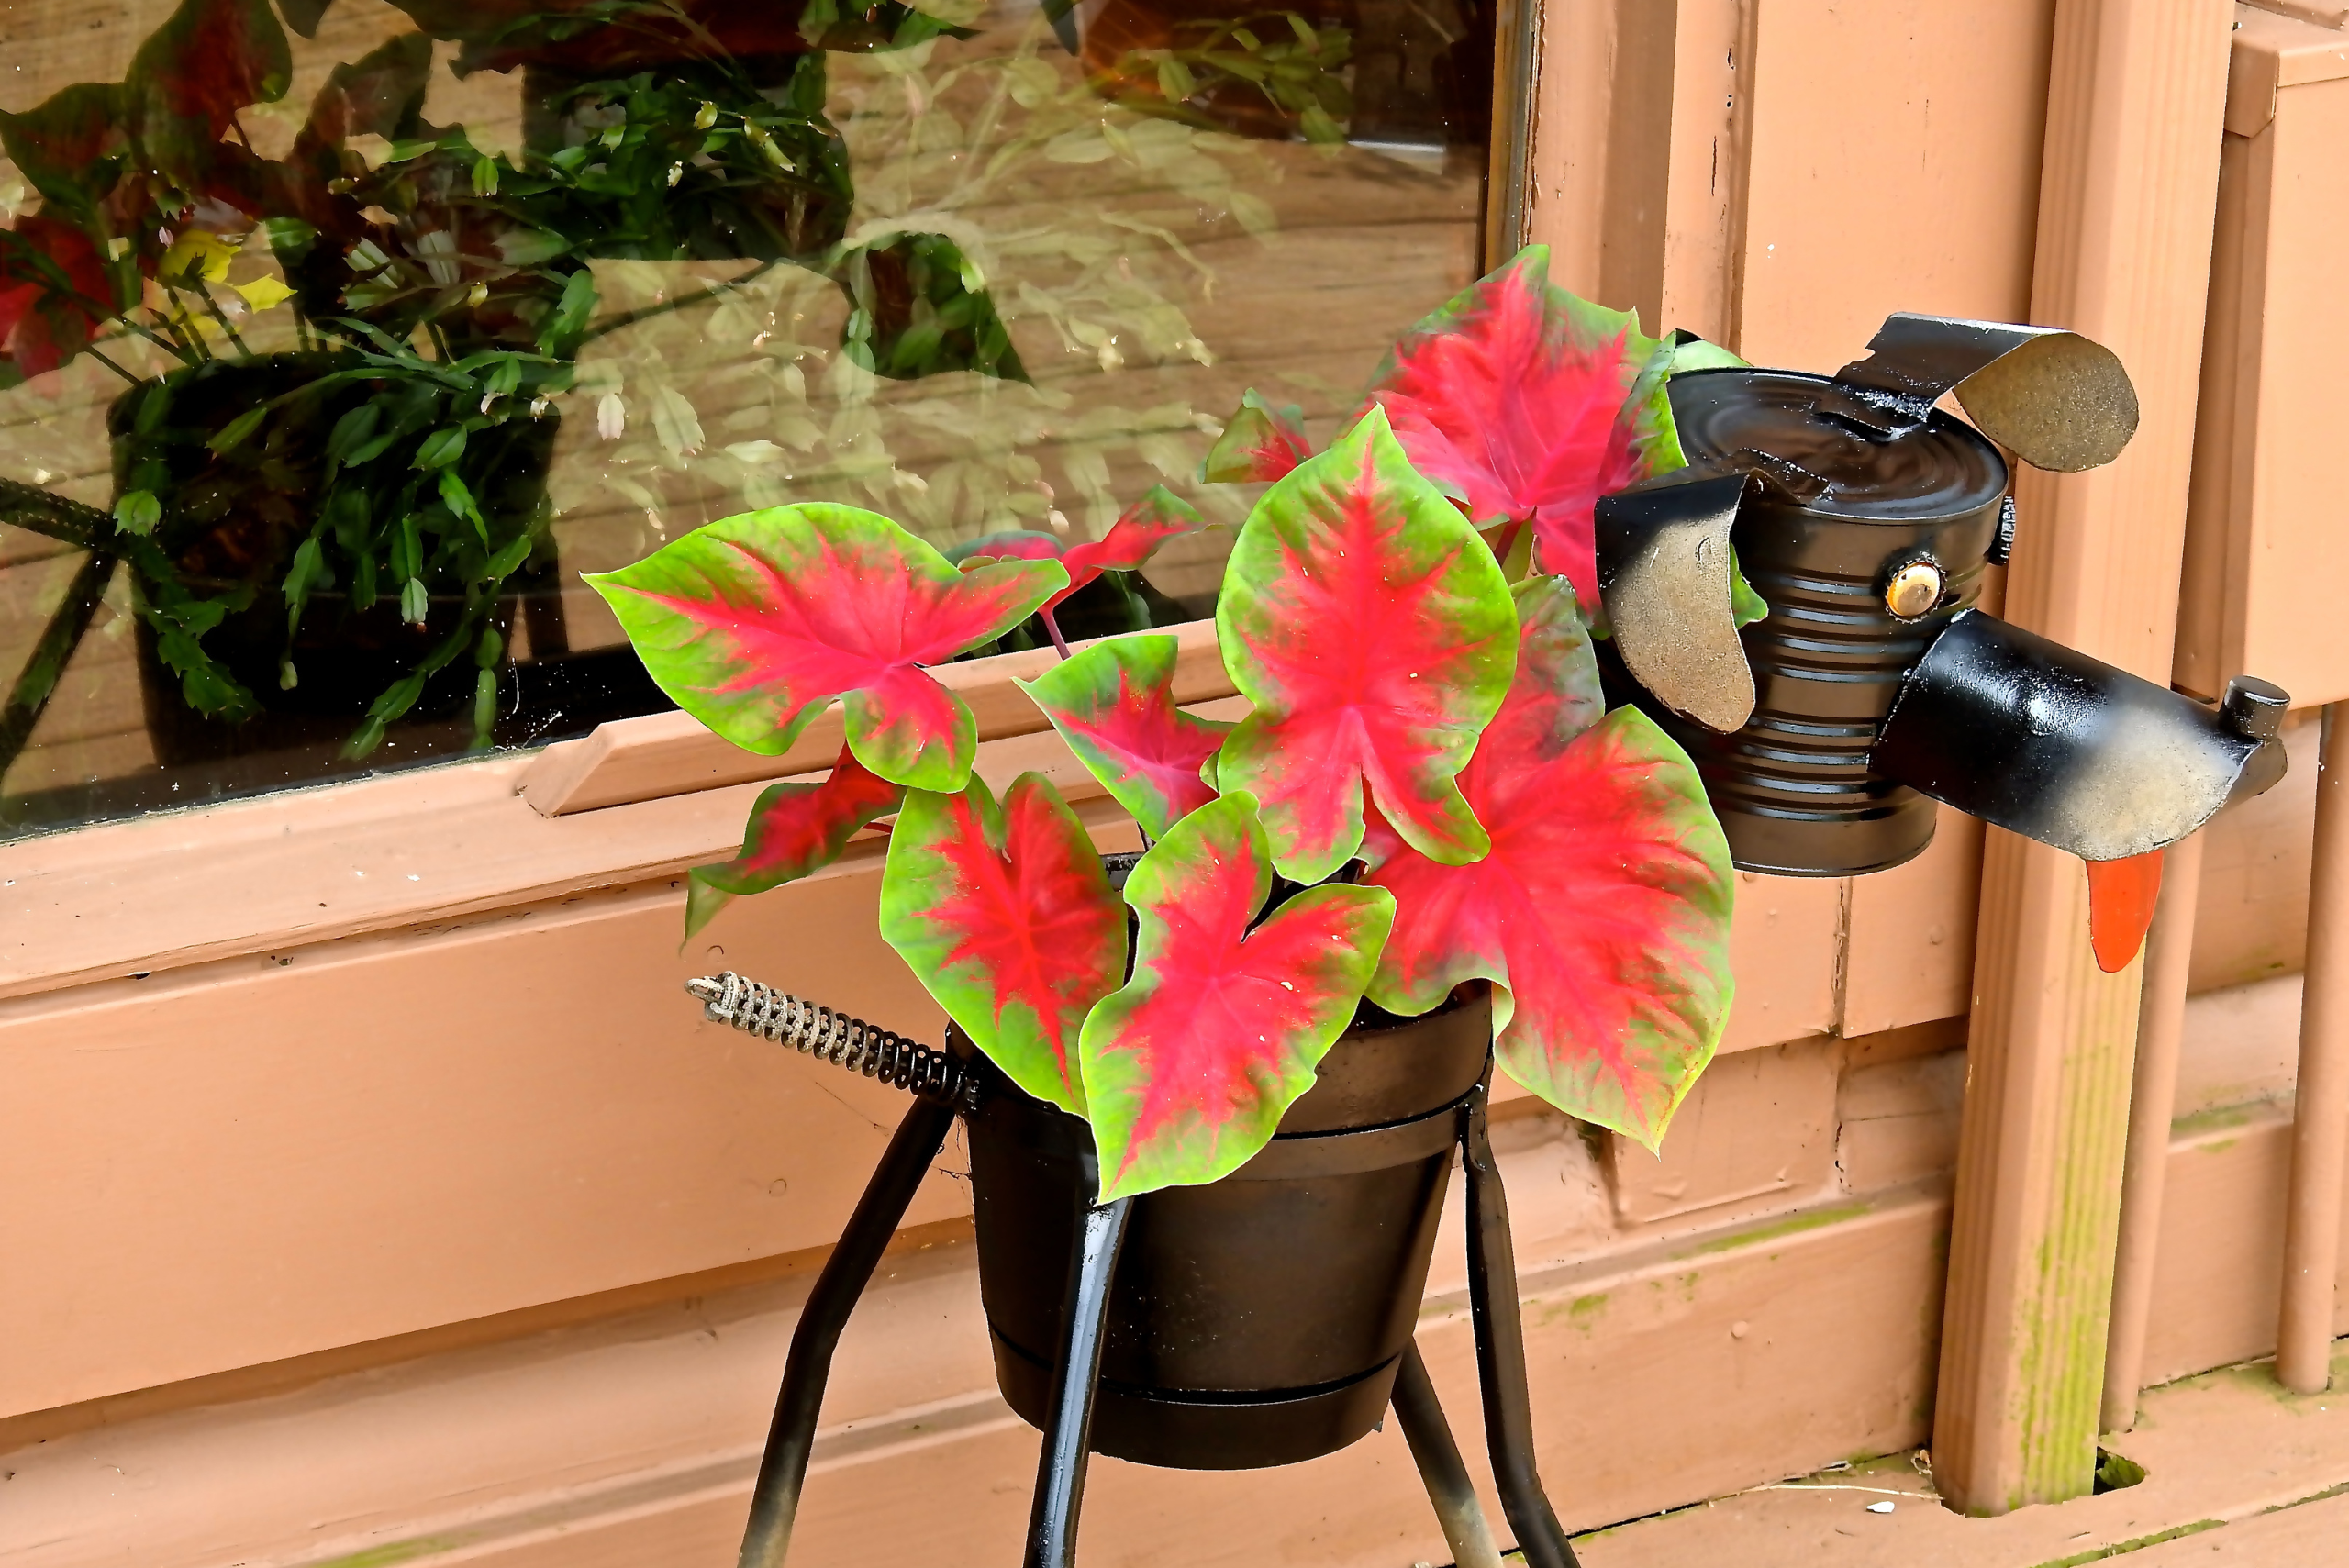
[1204,389,1312,484]
[0,84,124,228]
[125,0,293,200]
[952,531,1063,567]
[586,505,1066,792]
[284,33,434,230]
[683,744,905,940]
[1362,575,1735,1149]
[0,217,117,383]
[1364,244,1675,605]
[1049,486,1204,613]
[1213,406,1517,883]
[956,489,1206,617]
[1018,634,1230,839]
[1079,792,1396,1201]
[879,773,1125,1116]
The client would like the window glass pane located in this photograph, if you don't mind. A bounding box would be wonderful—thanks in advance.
[0,0,1497,838]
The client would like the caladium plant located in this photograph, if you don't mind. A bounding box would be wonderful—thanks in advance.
[682,744,905,941]
[1210,243,1765,629]
[1201,388,1310,485]
[878,773,1126,1116]
[1079,792,1394,1200]
[1366,246,1673,599]
[953,485,1210,655]
[1214,407,1515,884]
[1361,576,1733,1145]
[1017,634,1229,840]
[586,504,1069,790]
[617,248,1740,1199]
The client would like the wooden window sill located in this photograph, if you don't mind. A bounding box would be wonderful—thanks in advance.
[0,622,1235,1005]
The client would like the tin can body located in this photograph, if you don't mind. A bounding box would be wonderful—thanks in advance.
[1635,369,2009,876]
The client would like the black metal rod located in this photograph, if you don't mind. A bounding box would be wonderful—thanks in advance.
[0,548,116,780]
[0,477,108,550]
[1461,1082,1579,1568]
[1024,1192,1134,1568]
[736,1095,959,1568]
[1392,1338,1507,1568]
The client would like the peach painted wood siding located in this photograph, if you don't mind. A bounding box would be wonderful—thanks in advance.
[8,0,2340,1562]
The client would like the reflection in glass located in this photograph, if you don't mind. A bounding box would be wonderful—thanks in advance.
[0,0,1495,836]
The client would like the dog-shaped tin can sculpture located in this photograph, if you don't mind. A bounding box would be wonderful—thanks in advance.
[1596,314,2288,900]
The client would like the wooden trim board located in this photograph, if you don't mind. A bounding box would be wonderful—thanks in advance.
[0,641,1234,1005]
[0,837,1842,1420]
[1932,0,2236,1517]
[516,620,1233,817]
[5,1093,2334,1568]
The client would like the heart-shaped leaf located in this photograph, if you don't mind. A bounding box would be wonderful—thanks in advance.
[1080,792,1396,1201]
[1364,244,1675,605]
[1213,406,1517,883]
[880,772,1126,1116]
[586,505,1066,791]
[0,84,121,227]
[126,0,292,200]
[956,489,1205,617]
[1203,388,1311,484]
[683,744,905,940]
[0,216,117,381]
[1018,634,1230,839]
[1047,485,1205,614]
[1362,576,1735,1149]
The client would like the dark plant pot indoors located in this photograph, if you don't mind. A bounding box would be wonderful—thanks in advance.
[125,577,549,769]
[965,984,1493,1469]
[106,355,563,770]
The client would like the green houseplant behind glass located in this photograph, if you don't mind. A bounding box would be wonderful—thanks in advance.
[0,0,1497,835]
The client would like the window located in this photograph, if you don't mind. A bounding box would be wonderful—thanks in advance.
[0,0,1509,838]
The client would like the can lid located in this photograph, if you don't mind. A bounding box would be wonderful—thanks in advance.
[1668,369,2008,522]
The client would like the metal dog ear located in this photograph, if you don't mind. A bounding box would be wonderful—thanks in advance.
[1595,469,1756,734]
[1822,312,2140,473]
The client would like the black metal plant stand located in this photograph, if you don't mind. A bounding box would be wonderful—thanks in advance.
[689,974,1576,1568]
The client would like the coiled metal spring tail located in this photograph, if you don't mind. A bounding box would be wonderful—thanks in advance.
[685,973,977,1114]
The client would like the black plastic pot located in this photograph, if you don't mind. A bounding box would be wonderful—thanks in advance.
[127,573,557,770]
[106,355,562,768]
[965,985,1493,1471]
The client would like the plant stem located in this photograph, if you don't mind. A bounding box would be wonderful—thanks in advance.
[113,314,192,363]
[161,287,215,361]
[194,284,254,360]
[577,258,784,345]
[79,344,140,384]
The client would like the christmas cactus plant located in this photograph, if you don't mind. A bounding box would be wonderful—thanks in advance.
[593,245,1739,1202]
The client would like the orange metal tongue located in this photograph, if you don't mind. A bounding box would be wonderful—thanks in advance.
[2086,851,2165,973]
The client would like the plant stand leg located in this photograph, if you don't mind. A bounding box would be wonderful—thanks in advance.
[1462,1083,1578,1568]
[736,1096,959,1568]
[1025,1193,1134,1568]
[1392,1338,1507,1568]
